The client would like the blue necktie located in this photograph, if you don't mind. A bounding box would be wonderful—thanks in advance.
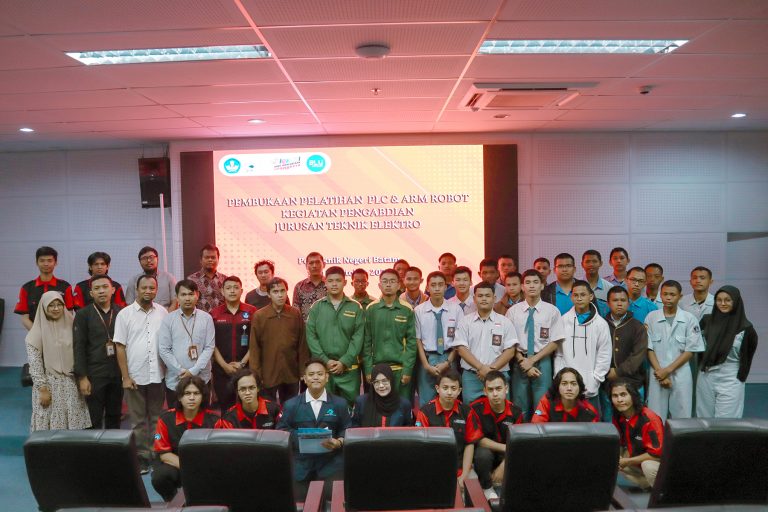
[433,310,444,355]
[526,307,535,355]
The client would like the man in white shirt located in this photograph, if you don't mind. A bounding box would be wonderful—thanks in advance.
[506,269,565,420]
[158,279,215,409]
[472,258,506,302]
[454,282,518,403]
[680,266,715,321]
[414,271,465,406]
[447,266,477,316]
[114,274,168,473]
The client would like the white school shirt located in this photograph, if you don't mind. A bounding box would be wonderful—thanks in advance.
[446,295,477,316]
[414,300,465,352]
[645,308,705,367]
[679,293,714,322]
[505,299,565,355]
[113,302,168,385]
[452,311,519,371]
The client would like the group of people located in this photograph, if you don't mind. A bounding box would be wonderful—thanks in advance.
[15,244,758,501]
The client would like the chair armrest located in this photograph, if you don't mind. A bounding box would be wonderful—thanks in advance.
[166,487,185,508]
[303,480,325,512]
[464,478,491,512]
[611,485,635,510]
[330,480,345,512]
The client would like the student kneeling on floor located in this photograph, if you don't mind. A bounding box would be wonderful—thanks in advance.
[152,375,218,501]
[277,357,350,499]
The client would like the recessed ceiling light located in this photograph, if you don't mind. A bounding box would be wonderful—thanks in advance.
[731,113,747,118]
[19,127,34,132]
[248,119,266,124]
[66,45,270,65]
[479,40,688,55]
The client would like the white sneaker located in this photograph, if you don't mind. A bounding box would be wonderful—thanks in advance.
[483,487,498,500]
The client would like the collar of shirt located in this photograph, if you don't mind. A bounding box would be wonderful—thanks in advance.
[175,409,205,426]
[480,397,513,419]
[34,276,59,287]
[319,295,350,306]
[553,399,582,419]
[523,299,541,312]
[305,389,328,404]
[655,309,685,324]
[555,282,572,295]
[469,310,498,323]
[265,305,296,319]
[435,398,460,416]
[131,301,156,313]
[425,301,448,314]
[235,400,268,421]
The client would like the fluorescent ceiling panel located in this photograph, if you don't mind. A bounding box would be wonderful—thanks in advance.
[479,39,688,55]
[66,45,270,65]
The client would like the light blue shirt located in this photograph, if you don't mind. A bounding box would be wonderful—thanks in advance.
[554,283,574,315]
[645,308,705,367]
[158,308,216,391]
[628,296,658,324]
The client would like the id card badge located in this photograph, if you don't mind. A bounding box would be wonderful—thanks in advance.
[446,320,456,340]
[492,324,502,347]
[105,340,115,357]
[188,344,199,361]
[240,325,249,347]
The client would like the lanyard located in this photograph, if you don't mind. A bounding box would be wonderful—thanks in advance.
[180,312,197,344]
[93,304,114,336]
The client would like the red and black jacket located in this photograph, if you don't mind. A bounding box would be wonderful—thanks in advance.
[210,302,258,365]
[15,276,73,321]
[613,406,664,458]
[531,393,599,423]
[215,399,281,429]
[416,398,482,471]
[468,396,524,445]
[71,278,127,310]
[154,409,220,455]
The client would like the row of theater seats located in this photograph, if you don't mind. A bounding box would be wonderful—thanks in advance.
[24,419,768,512]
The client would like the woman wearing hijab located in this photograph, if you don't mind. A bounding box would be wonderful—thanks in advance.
[25,291,91,431]
[696,285,758,418]
[351,363,412,427]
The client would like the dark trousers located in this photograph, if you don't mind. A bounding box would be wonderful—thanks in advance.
[474,446,505,489]
[165,386,177,410]
[261,382,300,405]
[213,368,236,414]
[85,376,123,429]
[152,462,181,502]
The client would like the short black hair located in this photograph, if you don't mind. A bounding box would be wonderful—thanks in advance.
[661,280,683,293]
[36,246,58,261]
[437,367,461,386]
[438,252,456,263]
[253,259,275,274]
[90,274,113,287]
[607,285,629,300]
[522,269,543,282]
[474,281,495,294]
[306,251,324,262]
[223,275,242,287]
[504,271,523,283]
[325,266,345,278]
[582,249,602,262]
[627,266,646,277]
[484,370,507,386]
[479,258,498,270]
[138,246,158,259]
[554,253,575,266]
[426,271,447,285]
[405,266,422,278]
[352,268,369,279]
[644,263,664,274]
[609,247,629,260]
[136,274,158,289]
[87,251,111,267]
[200,244,220,257]
[691,266,713,279]
[379,268,399,280]
[394,259,409,268]
[571,280,593,295]
[533,257,550,266]
[453,266,472,279]
[304,357,328,372]
[231,368,260,403]
[267,276,288,293]
[175,279,199,295]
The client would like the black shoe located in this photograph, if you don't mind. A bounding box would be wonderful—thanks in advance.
[140,462,151,475]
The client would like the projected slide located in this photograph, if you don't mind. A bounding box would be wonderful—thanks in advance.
[212,145,484,294]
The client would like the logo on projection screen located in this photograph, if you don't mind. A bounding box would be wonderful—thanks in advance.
[217,152,331,176]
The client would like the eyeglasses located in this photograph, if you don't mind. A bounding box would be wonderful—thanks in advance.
[380,279,398,285]
[372,379,391,387]
[555,264,574,269]
[140,255,157,261]
[237,385,258,393]
[627,278,646,284]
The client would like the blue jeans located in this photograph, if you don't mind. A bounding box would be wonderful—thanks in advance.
[511,356,552,421]
[461,370,485,404]
[417,352,450,407]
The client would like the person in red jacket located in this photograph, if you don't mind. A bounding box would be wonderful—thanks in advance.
[532,367,599,423]
[215,368,280,429]
[610,380,663,489]
[152,376,218,501]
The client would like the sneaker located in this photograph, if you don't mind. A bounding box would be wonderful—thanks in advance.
[140,463,151,475]
[483,487,498,500]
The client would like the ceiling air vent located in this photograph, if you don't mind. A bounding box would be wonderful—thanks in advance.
[460,82,597,111]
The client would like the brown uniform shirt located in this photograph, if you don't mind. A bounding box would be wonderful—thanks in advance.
[249,304,308,388]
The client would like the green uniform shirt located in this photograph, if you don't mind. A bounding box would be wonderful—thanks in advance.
[306,295,364,369]
[363,298,418,377]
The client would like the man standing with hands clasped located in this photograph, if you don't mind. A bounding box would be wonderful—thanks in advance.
[158,280,215,409]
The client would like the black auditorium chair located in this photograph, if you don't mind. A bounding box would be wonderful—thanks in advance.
[333,427,474,511]
[605,506,768,512]
[179,429,322,512]
[646,418,768,508]
[465,423,621,512]
[25,429,182,512]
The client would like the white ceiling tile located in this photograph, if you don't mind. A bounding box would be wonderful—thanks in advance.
[210,124,325,136]
[679,20,768,54]
[596,78,768,97]
[439,109,563,122]
[262,23,485,58]
[322,121,435,133]
[282,56,469,81]
[297,79,456,99]
[134,84,298,104]
[468,54,660,80]
[40,28,261,52]
[0,36,79,70]
[165,101,309,116]
[574,95,729,110]
[0,89,153,111]
[241,0,503,26]
[489,20,717,39]
[638,55,768,79]
[499,0,768,21]
[0,117,201,134]
[317,111,437,123]
[308,97,443,113]
[435,120,549,131]
[0,67,123,94]
[190,114,318,126]
[557,109,721,122]
[539,119,656,130]
[0,0,247,34]
[0,106,181,124]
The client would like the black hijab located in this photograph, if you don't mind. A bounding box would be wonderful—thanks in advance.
[362,364,401,426]
[700,285,752,368]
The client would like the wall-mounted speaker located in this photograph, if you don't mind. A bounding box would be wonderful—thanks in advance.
[139,157,171,208]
